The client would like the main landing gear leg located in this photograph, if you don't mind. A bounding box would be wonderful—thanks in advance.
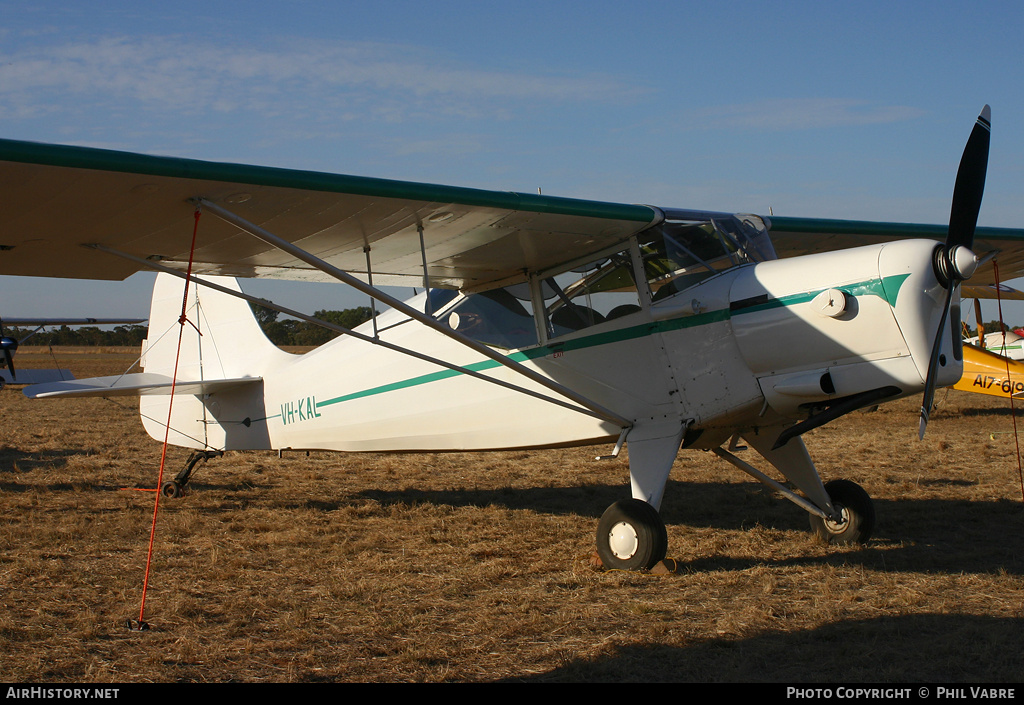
[161,450,223,498]
[595,423,685,571]
[734,429,875,545]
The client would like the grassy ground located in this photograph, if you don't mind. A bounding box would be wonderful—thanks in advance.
[1,348,1023,682]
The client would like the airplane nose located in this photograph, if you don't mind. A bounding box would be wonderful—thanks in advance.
[879,240,964,391]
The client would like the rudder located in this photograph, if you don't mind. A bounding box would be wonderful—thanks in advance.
[142,273,288,379]
[139,273,290,450]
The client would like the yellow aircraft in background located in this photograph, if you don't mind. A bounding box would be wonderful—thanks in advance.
[956,343,1024,399]
[957,288,1024,399]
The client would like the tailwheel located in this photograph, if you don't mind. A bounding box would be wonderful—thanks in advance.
[809,479,875,545]
[161,450,223,499]
[161,480,184,498]
[596,498,668,571]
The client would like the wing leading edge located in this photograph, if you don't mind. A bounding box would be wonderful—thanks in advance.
[0,138,661,291]
[3,138,1024,292]
[768,216,1024,287]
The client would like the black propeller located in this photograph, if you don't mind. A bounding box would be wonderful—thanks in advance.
[919,105,991,439]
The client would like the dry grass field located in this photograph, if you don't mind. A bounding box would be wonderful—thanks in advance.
[2,347,1023,683]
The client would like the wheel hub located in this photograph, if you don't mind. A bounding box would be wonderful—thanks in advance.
[823,503,850,533]
[607,521,639,560]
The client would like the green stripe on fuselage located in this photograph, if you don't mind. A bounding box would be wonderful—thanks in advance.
[730,273,911,315]
[311,274,907,410]
[315,307,731,409]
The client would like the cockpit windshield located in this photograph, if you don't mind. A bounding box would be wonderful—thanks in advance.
[643,213,772,300]
[435,211,771,349]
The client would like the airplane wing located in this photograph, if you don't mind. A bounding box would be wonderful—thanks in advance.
[2,138,1024,292]
[0,369,74,386]
[961,284,1024,301]
[0,138,662,292]
[767,216,1024,287]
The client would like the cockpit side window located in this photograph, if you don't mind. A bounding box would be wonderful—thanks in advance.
[540,246,642,339]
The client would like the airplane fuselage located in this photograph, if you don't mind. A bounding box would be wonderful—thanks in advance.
[138,236,959,458]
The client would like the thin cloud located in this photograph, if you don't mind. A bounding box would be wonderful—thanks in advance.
[686,98,925,131]
[0,36,645,124]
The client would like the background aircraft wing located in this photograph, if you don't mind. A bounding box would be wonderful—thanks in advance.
[768,216,1024,287]
[0,139,661,292]
[0,369,74,386]
[1,318,145,326]
[961,284,1024,301]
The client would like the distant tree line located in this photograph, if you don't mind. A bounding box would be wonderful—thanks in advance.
[11,310,1022,348]
[7,305,373,348]
[5,324,148,347]
[250,304,374,347]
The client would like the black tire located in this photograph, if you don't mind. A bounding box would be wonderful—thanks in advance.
[596,499,668,570]
[161,480,183,499]
[809,479,875,545]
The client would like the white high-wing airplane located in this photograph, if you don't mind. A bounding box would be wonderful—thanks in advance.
[2,107,1021,570]
[0,316,144,388]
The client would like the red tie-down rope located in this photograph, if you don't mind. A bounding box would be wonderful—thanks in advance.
[992,261,1024,502]
[129,206,203,631]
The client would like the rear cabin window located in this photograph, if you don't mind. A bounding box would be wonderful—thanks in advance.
[443,286,538,350]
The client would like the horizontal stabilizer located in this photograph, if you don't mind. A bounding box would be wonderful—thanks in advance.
[1,369,75,385]
[24,373,261,399]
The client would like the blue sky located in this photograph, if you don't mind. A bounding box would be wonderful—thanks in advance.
[2,0,1023,323]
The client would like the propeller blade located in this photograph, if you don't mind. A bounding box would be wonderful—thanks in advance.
[919,283,955,439]
[919,106,991,439]
[947,105,990,250]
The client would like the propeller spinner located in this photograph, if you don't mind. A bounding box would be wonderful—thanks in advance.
[919,105,991,439]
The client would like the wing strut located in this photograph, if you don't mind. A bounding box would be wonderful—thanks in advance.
[194,198,632,429]
[363,244,379,338]
[88,242,630,427]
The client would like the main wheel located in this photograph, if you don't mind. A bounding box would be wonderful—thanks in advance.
[596,499,668,571]
[809,479,875,545]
